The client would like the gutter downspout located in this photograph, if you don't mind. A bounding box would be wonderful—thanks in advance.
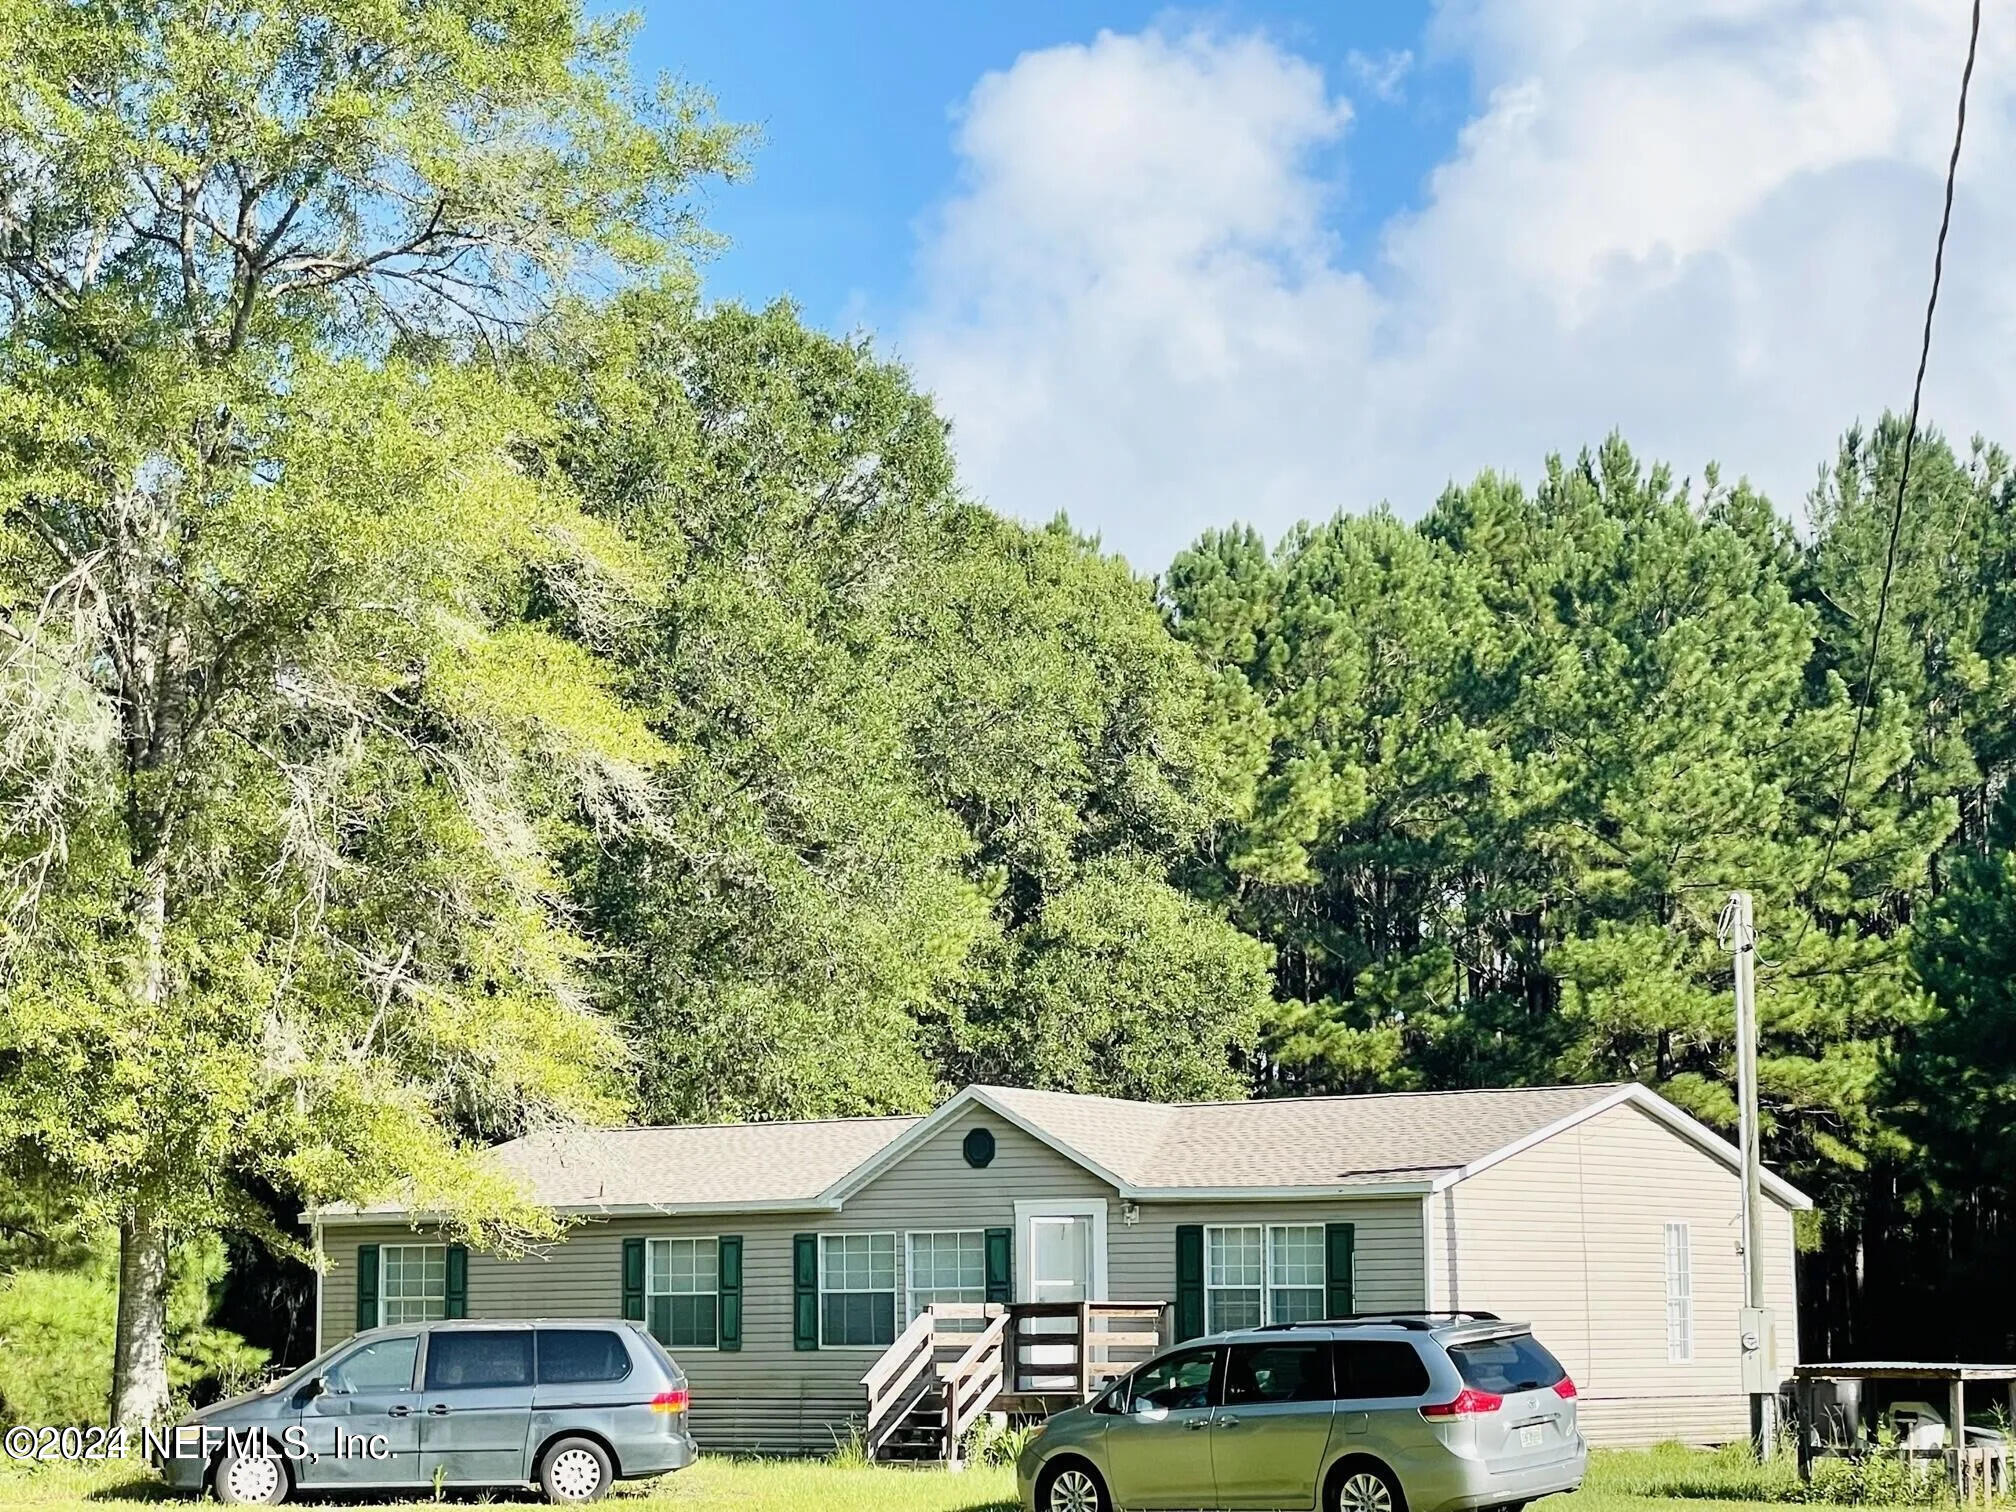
[312,1218,324,1358]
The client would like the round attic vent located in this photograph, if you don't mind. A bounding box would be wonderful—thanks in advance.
[962,1127,997,1169]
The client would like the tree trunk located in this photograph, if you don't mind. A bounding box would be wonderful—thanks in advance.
[111,855,174,1430]
[110,1205,172,1429]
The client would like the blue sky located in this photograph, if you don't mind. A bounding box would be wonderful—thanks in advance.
[638,3,1462,334]
[618,3,2011,572]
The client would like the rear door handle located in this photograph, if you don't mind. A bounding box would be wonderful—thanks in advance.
[428,1403,451,1416]
[1218,1415,1240,1429]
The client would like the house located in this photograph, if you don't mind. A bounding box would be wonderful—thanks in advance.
[309,1081,1807,1455]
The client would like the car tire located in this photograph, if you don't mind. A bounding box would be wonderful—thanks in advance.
[212,1448,291,1506]
[539,1436,614,1504]
[1329,1459,1408,1512]
[1037,1456,1110,1512]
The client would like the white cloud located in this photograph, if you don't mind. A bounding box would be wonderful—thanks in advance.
[1346,47,1413,103]
[900,3,2016,571]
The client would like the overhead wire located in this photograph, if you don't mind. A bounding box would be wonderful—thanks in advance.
[1780,0,1982,966]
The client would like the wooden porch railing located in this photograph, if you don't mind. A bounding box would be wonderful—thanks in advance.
[861,1300,1167,1464]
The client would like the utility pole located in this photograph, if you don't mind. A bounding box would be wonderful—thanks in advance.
[1724,890,1776,1458]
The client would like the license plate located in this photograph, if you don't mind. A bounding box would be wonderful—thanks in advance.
[1518,1424,1546,1450]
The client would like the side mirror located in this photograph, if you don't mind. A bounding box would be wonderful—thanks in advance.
[292,1377,327,1407]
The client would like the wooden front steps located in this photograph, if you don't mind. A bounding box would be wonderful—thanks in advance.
[861,1300,1168,1464]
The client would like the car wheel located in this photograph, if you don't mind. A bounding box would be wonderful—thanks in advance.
[539,1436,614,1504]
[1038,1457,1109,1512]
[213,1449,290,1506]
[1330,1461,1407,1512]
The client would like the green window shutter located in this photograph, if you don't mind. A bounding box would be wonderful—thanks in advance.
[1174,1225,1205,1341]
[793,1234,819,1351]
[983,1227,1012,1306]
[356,1244,380,1332]
[621,1237,646,1323]
[444,1244,468,1319]
[1325,1223,1356,1319]
[718,1236,743,1352]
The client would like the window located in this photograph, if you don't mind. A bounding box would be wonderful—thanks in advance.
[325,1335,418,1394]
[1268,1224,1327,1322]
[907,1231,985,1318]
[1205,1225,1328,1332]
[536,1330,632,1385]
[1337,1339,1431,1399]
[1447,1332,1567,1394]
[647,1237,718,1350]
[1224,1341,1333,1404]
[423,1330,533,1391]
[1128,1346,1220,1412]
[820,1233,897,1347]
[1665,1221,1693,1363]
[380,1245,446,1326]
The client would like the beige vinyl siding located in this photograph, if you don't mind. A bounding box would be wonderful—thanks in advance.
[1426,1099,1799,1446]
[1111,1197,1427,1314]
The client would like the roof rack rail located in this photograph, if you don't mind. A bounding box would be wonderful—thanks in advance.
[1254,1311,1502,1334]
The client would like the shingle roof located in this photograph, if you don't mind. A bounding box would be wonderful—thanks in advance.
[318,1080,1714,1219]
[972,1083,1622,1190]
[327,1115,920,1218]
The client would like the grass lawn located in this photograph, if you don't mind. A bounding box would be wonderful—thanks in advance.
[0,1444,1854,1512]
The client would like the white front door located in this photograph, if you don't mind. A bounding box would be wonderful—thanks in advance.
[1016,1201,1108,1389]
[1031,1214,1092,1303]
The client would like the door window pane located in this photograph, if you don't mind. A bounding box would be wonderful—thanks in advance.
[646,1238,718,1350]
[423,1330,533,1391]
[820,1233,898,1347]
[380,1245,446,1326]
[1337,1340,1431,1399]
[536,1330,632,1385]
[907,1231,985,1316]
[1224,1341,1333,1404]
[325,1335,419,1393]
[1031,1216,1090,1303]
[1129,1348,1220,1411]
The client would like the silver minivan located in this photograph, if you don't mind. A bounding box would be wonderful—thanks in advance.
[155,1319,696,1504]
[1017,1314,1586,1512]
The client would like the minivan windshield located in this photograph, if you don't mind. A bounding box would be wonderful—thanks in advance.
[1446,1332,1566,1393]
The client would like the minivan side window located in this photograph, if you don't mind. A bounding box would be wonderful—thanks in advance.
[1128,1347,1220,1412]
[1335,1339,1431,1399]
[536,1330,633,1386]
[1224,1341,1333,1404]
[424,1331,534,1391]
[325,1335,419,1394]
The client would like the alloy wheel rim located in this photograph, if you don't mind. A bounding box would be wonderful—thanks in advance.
[225,1455,281,1502]
[1050,1468,1100,1512]
[550,1448,603,1500]
[1339,1472,1394,1512]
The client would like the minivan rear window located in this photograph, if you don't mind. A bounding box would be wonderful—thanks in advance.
[1446,1332,1566,1393]
[537,1330,632,1385]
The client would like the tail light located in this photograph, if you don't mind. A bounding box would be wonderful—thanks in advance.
[1553,1378,1578,1400]
[651,1388,690,1414]
[1421,1387,1504,1418]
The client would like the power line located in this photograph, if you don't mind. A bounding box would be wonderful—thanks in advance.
[1790,0,1981,956]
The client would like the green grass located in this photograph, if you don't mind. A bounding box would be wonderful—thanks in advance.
[0,1445,1932,1512]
